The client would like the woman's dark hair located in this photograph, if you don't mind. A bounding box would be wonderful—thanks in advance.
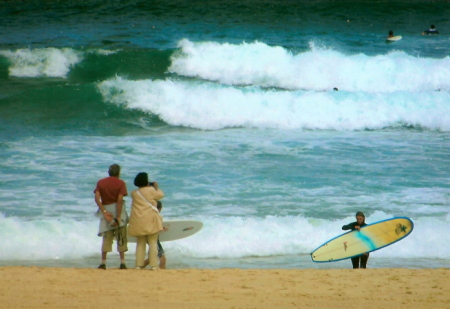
[134,172,149,187]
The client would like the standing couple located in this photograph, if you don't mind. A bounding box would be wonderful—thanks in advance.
[94,164,165,270]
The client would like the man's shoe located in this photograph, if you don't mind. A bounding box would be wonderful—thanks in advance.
[119,263,127,269]
[97,264,106,270]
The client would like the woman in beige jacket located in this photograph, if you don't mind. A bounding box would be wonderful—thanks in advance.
[128,172,164,269]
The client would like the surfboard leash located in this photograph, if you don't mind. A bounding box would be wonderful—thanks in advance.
[114,219,125,247]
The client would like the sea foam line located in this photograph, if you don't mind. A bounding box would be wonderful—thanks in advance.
[0,48,118,78]
[97,76,450,131]
[0,47,83,78]
[0,213,449,261]
[169,39,450,92]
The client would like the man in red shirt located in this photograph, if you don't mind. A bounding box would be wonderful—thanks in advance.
[94,164,129,269]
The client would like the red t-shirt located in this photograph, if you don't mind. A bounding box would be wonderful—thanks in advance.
[94,176,128,205]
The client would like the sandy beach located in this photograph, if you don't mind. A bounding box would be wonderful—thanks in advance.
[1,267,448,308]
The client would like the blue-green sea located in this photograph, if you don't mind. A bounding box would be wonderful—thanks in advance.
[0,0,449,269]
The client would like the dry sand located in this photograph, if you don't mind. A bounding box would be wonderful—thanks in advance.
[1,267,449,308]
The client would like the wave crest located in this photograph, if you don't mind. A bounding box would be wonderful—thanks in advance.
[0,47,83,78]
[97,76,450,131]
[169,39,450,92]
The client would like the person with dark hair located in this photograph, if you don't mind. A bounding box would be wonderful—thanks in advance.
[387,30,394,38]
[94,164,129,270]
[128,172,164,270]
[342,211,369,269]
[422,24,439,35]
[143,201,167,269]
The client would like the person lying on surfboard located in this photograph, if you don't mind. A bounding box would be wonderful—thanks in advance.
[422,24,439,35]
[342,211,370,269]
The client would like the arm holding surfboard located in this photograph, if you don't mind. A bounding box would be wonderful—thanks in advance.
[342,222,364,231]
[341,211,370,269]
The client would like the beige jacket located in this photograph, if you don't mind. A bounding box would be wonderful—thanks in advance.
[128,186,164,237]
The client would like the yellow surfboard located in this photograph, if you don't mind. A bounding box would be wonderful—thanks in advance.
[311,217,413,263]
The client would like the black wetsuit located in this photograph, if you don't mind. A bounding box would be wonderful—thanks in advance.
[342,221,369,269]
[423,29,439,35]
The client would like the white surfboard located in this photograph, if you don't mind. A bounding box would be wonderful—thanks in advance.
[387,35,402,41]
[128,220,203,242]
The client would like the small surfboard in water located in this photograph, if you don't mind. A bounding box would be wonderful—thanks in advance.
[128,220,203,242]
[311,217,413,263]
[387,35,402,42]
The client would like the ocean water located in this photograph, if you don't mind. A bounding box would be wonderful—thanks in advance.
[0,0,449,270]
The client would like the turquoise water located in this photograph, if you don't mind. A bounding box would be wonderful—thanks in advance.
[0,0,449,269]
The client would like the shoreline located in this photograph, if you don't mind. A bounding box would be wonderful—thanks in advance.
[0,254,448,270]
[1,267,449,308]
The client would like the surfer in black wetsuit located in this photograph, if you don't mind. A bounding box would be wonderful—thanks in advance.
[342,211,369,269]
[422,24,439,35]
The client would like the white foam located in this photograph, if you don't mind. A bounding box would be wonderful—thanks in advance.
[165,213,450,260]
[1,211,448,261]
[0,47,82,78]
[143,211,450,259]
[97,76,450,131]
[169,39,450,92]
[0,214,99,260]
[94,49,120,56]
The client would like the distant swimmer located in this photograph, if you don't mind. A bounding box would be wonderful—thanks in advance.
[386,30,402,42]
[422,24,439,35]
